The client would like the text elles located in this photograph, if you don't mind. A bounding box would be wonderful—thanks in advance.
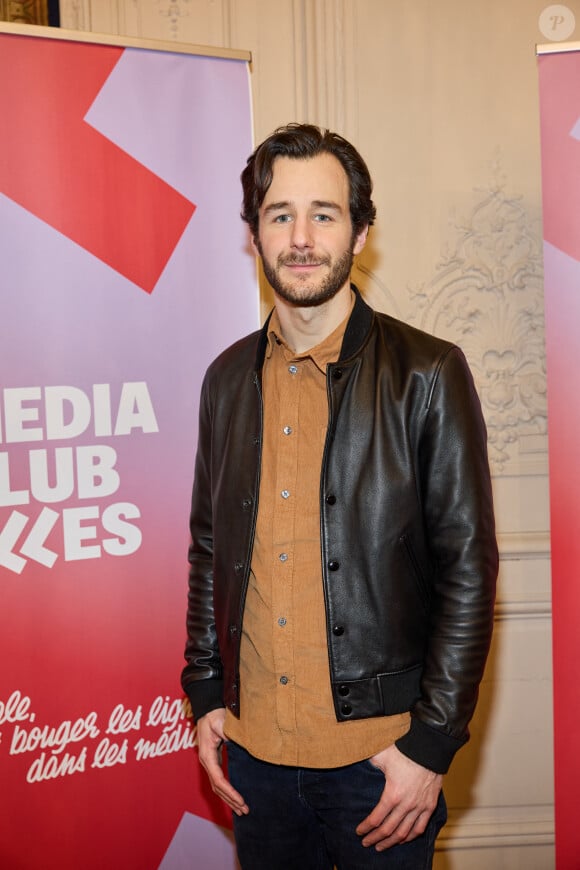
[0,383,158,574]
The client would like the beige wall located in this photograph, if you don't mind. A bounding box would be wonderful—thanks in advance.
[59,2,574,866]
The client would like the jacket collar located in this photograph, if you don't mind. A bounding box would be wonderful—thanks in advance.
[254,285,374,372]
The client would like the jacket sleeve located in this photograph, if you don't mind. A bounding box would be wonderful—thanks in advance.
[180,369,225,721]
[396,345,498,773]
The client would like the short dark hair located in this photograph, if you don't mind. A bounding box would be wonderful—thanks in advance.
[241,123,376,240]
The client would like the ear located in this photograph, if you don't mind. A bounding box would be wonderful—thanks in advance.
[250,232,261,257]
[353,224,369,256]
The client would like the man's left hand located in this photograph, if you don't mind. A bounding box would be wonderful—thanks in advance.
[355,743,443,851]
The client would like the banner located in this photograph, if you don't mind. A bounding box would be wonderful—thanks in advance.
[537,44,580,867]
[0,25,257,870]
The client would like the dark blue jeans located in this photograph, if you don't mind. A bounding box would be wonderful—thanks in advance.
[226,741,447,870]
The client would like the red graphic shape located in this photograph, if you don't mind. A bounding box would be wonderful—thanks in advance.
[538,52,580,264]
[0,35,195,292]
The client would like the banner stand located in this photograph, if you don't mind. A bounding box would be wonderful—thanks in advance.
[0,21,257,870]
[537,40,580,868]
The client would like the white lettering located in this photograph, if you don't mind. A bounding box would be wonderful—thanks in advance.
[29,448,74,503]
[0,691,32,725]
[76,446,120,499]
[114,382,159,436]
[92,737,128,769]
[106,704,142,735]
[3,388,43,443]
[0,452,29,506]
[0,510,28,573]
[93,384,112,437]
[0,502,143,573]
[27,748,87,783]
[102,503,141,556]
[62,506,100,561]
[0,382,158,443]
[19,507,59,568]
[134,723,196,760]
[1,446,120,507]
[10,712,99,756]
[45,386,91,440]
[146,696,191,733]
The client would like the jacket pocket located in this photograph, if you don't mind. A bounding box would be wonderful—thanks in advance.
[399,533,431,614]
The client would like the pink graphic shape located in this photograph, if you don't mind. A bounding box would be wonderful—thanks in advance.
[0,34,195,292]
[538,52,580,264]
[159,813,238,870]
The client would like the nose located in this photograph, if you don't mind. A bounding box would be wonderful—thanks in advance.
[290,215,313,250]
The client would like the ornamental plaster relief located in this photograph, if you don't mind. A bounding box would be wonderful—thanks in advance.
[403,160,547,477]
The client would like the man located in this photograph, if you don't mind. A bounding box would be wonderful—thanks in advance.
[182,123,498,869]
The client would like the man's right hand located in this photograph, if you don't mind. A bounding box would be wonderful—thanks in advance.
[196,708,249,816]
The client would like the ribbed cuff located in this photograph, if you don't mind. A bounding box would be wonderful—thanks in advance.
[183,678,225,722]
[395,716,467,774]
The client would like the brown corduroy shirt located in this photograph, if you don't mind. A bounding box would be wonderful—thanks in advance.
[224,299,410,766]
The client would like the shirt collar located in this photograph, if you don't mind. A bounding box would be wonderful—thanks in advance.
[266,292,356,374]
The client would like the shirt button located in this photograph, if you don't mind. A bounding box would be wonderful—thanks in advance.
[280,676,289,685]
[281,489,290,499]
[278,617,287,626]
[328,560,340,571]
[279,553,288,562]
[332,625,345,636]
[288,365,298,374]
[341,703,352,715]
[283,426,293,435]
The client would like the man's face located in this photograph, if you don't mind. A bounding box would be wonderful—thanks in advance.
[252,153,368,307]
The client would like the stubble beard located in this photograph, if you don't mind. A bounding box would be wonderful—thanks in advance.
[257,244,355,308]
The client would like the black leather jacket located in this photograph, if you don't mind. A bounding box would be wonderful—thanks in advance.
[182,289,498,774]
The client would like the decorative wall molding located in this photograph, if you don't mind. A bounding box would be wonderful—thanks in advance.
[404,156,547,479]
[291,0,358,136]
[152,0,193,40]
[438,804,554,851]
[497,530,551,561]
[0,0,48,24]
[495,530,552,620]
[220,0,232,48]
[59,0,92,30]
[62,0,233,45]
[495,599,551,621]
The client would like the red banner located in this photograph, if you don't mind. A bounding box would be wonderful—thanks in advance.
[538,46,580,867]
[0,26,256,869]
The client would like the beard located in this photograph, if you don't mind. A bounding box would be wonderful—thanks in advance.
[257,243,355,308]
